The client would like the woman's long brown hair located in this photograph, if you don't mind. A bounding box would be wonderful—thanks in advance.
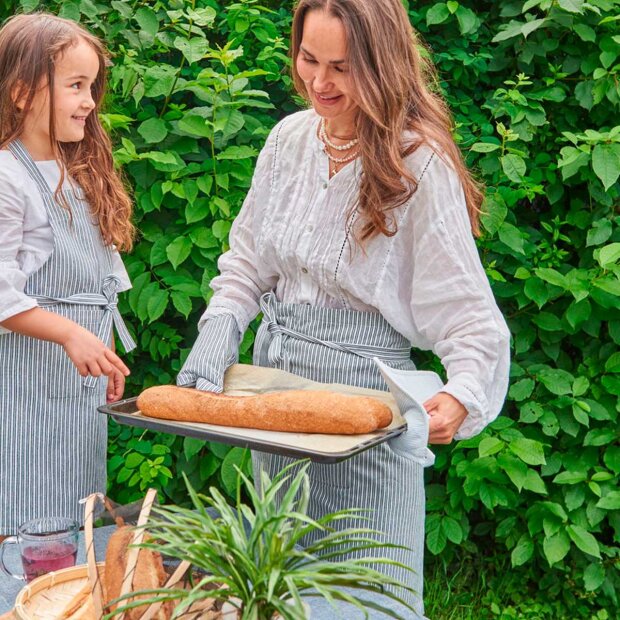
[291,0,483,240]
[0,13,134,251]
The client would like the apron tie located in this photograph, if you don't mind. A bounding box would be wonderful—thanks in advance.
[35,274,136,388]
[259,291,412,365]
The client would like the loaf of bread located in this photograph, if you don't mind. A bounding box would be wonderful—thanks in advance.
[137,386,392,434]
[104,526,172,620]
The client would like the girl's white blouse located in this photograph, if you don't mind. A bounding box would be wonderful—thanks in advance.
[0,151,131,335]
[202,109,511,439]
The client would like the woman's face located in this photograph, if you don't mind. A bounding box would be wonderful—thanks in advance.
[296,10,359,129]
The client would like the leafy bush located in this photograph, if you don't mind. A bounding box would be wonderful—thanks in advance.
[3,0,618,616]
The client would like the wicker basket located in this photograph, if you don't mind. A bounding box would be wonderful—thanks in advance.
[13,563,104,620]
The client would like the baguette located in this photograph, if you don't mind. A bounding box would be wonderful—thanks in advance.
[104,526,172,620]
[137,386,392,434]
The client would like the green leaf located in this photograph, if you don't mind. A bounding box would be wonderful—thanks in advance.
[597,242,620,268]
[174,36,209,64]
[596,491,620,510]
[178,114,213,138]
[426,519,447,555]
[426,3,450,25]
[605,352,620,373]
[135,6,159,37]
[217,145,258,160]
[146,289,169,322]
[543,531,571,565]
[498,222,526,254]
[138,118,168,144]
[567,524,601,558]
[592,144,620,191]
[535,268,567,289]
[509,438,546,466]
[573,24,596,42]
[604,446,620,473]
[478,436,505,457]
[183,437,204,461]
[501,154,526,183]
[533,312,563,331]
[498,453,528,491]
[522,469,547,494]
[143,65,177,98]
[214,108,245,137]
[480,193,507,235]
[172,291,192,318]
[511,535,534,566]
[537,368,574,396]
[166,236,193,269]
[471,142,501,153]
[455,6,477,35]
[586,219,612,247]
[441,516,463,544]
[509,378,535,401]
[583,563,606,591]
[553,470,587,485]
[221,447,250,496]
[558,0,584,13]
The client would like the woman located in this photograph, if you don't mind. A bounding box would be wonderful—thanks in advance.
[178,0,510,616]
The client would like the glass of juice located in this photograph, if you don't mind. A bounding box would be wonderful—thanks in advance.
[0,517,78,582]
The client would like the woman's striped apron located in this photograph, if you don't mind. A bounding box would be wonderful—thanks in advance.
[253,292,430,618]
[0,141,135,534]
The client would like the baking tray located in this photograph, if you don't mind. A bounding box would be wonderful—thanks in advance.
[98,396,407,464]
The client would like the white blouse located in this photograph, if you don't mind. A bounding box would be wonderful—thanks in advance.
[202,109,511,439]
[0,151,131,334]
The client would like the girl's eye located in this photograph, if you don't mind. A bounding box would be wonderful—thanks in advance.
[71,82,81,90]
[334,66,345,73]
[303,57,317,64]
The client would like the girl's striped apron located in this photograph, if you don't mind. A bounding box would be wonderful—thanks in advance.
[253,292,430,617]
[0,141,135,534]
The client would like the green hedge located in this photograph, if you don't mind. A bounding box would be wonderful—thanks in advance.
[4,0,619,616]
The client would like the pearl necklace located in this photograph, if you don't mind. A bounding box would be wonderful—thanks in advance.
[319,117,359,151]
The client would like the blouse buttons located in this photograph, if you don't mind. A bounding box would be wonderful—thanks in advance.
[301,267,308,274]
[322,182,328,189]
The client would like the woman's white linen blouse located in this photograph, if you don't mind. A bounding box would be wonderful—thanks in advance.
[203,109,511,439]
[0,151,131,334]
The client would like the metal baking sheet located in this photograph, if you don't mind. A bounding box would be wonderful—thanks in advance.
[98,396,407,464]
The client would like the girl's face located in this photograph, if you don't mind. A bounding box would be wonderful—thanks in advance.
[20,38,99,159]
[296,10,359,131]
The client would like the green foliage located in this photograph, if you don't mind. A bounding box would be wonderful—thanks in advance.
[117,462,416,620]
[2,0,618,615]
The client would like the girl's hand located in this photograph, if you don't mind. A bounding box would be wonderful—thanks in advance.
[424,392,468,444]
[106,369,125,403]
[61,325,130,379]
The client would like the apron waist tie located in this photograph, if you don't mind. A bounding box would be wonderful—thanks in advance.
[259,292,411,365]
[35,275,136,389]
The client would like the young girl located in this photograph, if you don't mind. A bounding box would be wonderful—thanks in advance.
[0,13,135,536]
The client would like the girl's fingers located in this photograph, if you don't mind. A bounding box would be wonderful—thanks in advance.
[104,349,130,376]
[86,360,103,377]
[98,357,114,376]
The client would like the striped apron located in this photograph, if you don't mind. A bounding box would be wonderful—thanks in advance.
[253,292,429,617]
[0,141,135,534]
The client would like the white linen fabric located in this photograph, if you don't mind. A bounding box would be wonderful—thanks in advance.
[202,109,511,439]
[0,151,131,334]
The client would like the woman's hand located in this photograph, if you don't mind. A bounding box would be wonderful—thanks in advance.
[62,325,130,379]
[106,369,126,403]
[424,392,468,444]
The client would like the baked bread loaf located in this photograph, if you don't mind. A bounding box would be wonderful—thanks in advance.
[58,583,96,620]
[104,525,172,620]
[137,386,392,434]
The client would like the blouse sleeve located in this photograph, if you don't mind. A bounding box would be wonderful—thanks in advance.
[0,171,38,333]
[198,127,279,334]
[110,249,132,293]
[403,152,511,439]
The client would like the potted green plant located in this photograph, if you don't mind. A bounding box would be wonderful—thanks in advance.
[111,460,416,620]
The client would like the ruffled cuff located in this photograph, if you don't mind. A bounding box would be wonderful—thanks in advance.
[441,373,492,440]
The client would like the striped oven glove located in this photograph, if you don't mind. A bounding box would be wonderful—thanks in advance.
[176,313,240,393]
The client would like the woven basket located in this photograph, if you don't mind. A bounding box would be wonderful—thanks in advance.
[13,562,105,620]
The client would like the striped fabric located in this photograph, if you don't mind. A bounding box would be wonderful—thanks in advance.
[251,293,428,618]
[0,141,130,533]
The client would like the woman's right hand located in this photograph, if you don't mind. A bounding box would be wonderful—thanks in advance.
[62,325,130,379]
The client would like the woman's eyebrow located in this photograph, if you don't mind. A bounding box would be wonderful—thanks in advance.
[300,45,346,65]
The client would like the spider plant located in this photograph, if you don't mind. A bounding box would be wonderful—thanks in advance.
[110,460,416,620]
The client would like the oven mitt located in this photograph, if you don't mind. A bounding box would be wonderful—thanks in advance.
[177,313,240,393]
[374,358,443,468]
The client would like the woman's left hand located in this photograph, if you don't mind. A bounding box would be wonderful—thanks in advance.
[424,392,468,444]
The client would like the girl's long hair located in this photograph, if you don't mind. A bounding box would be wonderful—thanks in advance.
[291,0,483,241]
[0,13,134,251]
